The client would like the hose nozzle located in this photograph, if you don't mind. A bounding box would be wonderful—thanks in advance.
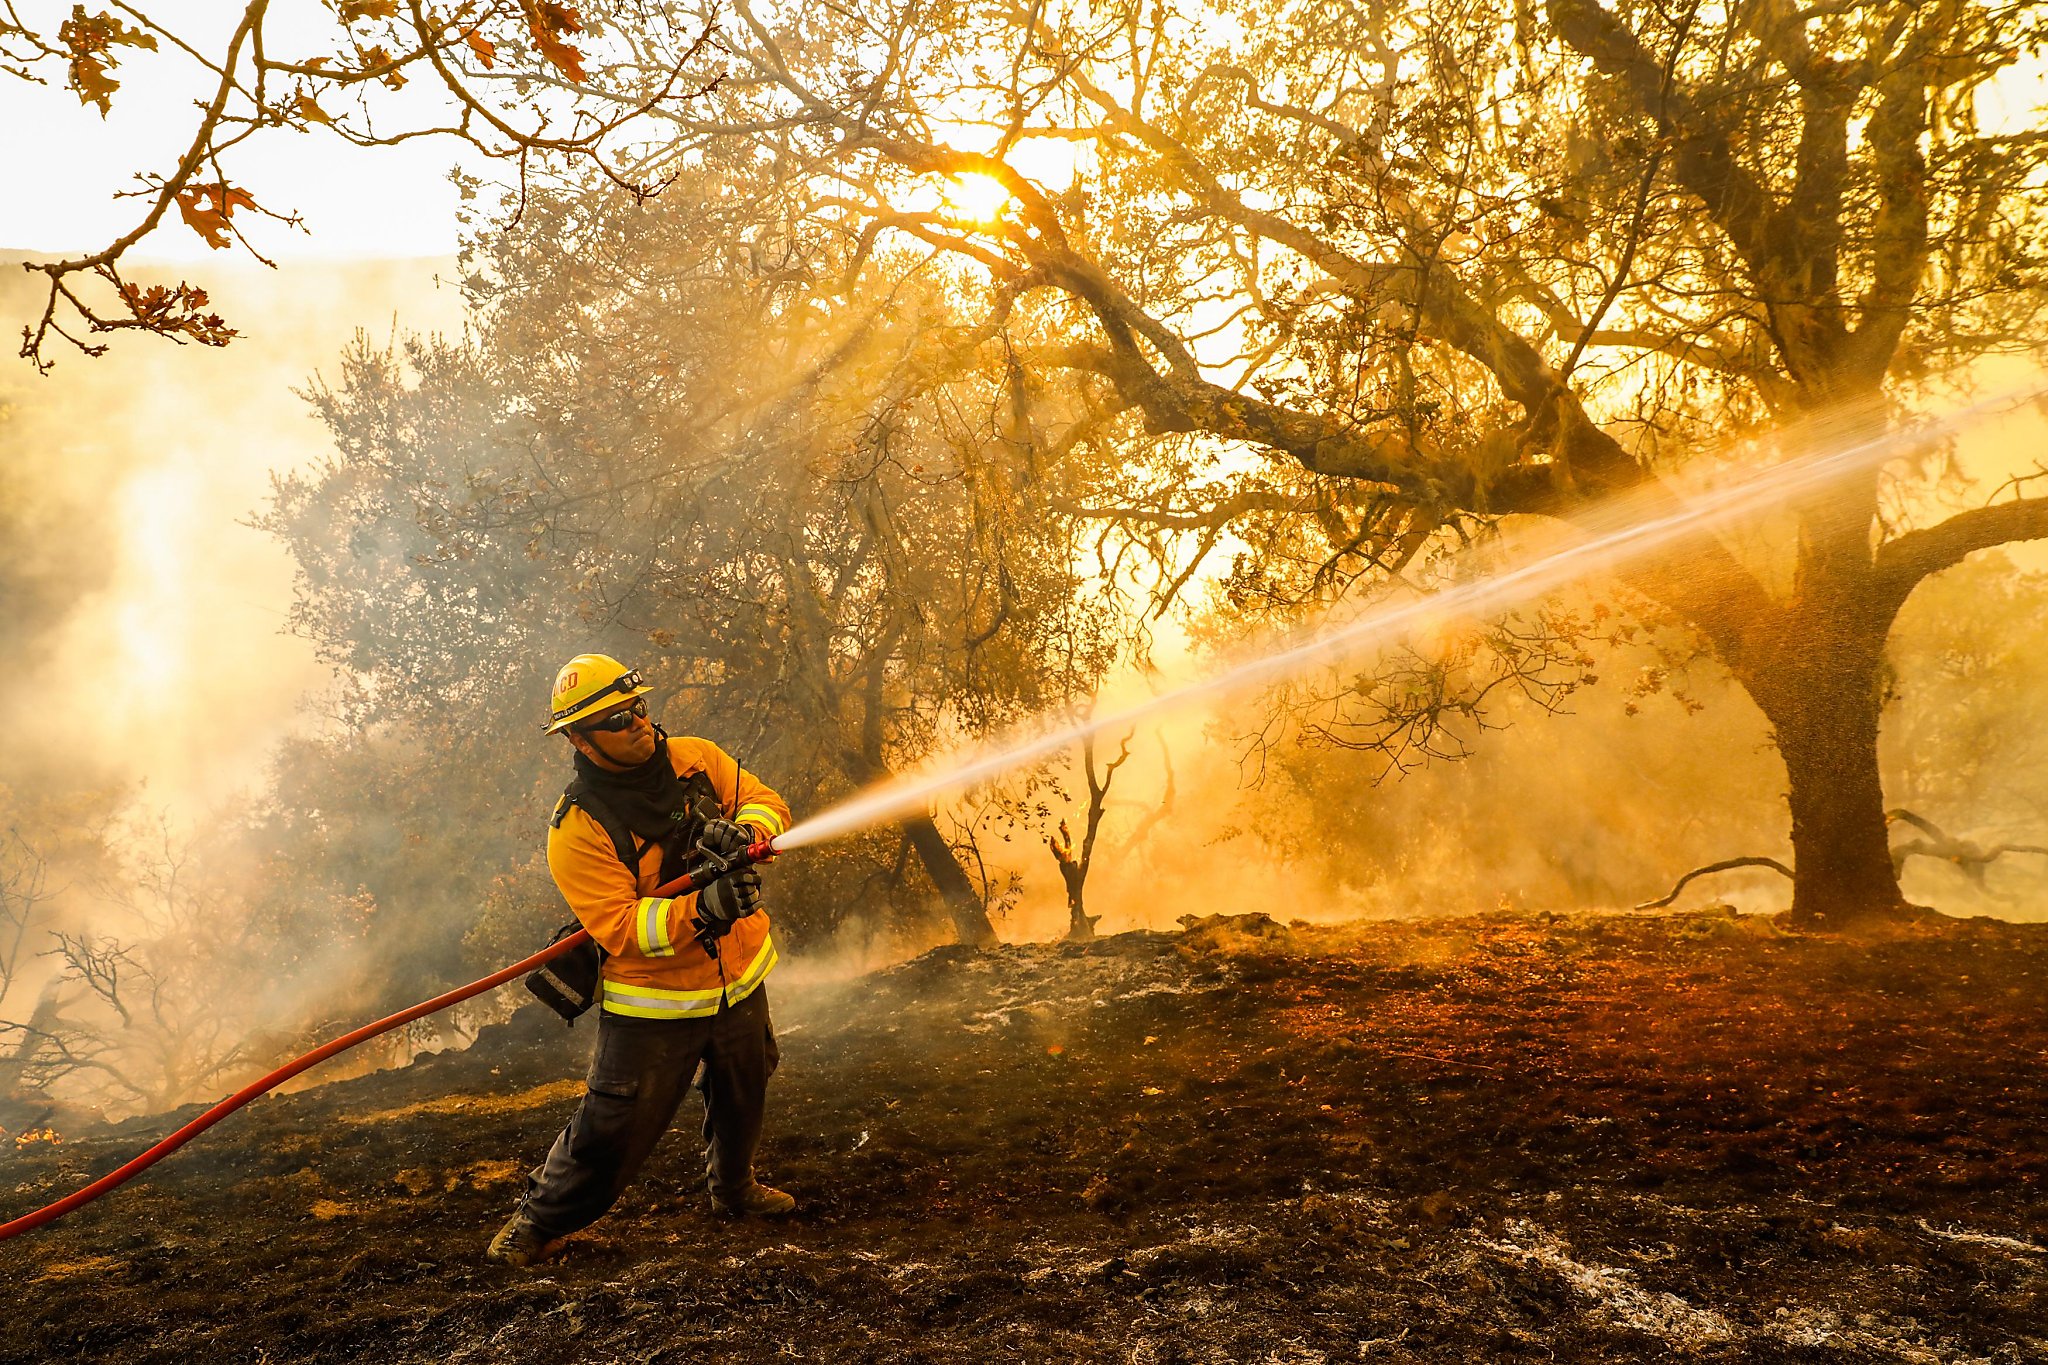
[648,834,779,901]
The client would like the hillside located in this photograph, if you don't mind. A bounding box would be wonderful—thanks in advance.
[5,911,2046,1363]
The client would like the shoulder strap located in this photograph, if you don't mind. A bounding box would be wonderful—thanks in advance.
[555,778,641,871]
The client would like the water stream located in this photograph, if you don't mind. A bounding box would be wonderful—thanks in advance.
[774,387,2042,855]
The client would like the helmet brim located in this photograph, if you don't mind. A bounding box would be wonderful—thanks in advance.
[543,678,654,735]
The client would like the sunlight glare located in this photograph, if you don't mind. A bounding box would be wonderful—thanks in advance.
[941,172,1013,224]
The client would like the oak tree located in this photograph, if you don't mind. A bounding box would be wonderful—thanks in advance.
[565,0,2048,925]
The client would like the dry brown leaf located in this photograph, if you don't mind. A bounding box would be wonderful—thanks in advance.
[354,42,406,88]
[115,280,236,346]
[522,0,586,82]
[59,7,159,116]
[173,183,257,250]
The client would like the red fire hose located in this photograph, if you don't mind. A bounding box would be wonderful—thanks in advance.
[0,929,592,1244]
[0,837,776,1244]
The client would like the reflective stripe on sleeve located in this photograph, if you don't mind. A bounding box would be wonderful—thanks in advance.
[735,804,787,837]
[635,897,676,957]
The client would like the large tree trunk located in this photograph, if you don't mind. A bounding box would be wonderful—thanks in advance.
[900,814,995,946]
[1622,436,1919,930]
[1741,600,1913,928]
[1771,680,1912,928]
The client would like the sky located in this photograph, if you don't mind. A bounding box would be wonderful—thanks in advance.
[0,4,480,259]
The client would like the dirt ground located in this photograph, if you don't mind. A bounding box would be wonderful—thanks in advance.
[3,908,2045,1363]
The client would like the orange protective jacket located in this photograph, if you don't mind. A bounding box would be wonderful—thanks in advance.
[545,736,792,1020]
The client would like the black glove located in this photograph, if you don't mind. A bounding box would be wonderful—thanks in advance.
[698,818,754,857]
[697,863,763,925]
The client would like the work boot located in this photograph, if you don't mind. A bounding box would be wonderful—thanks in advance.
[487,1212,564,1268]
[710,1182,796,1217]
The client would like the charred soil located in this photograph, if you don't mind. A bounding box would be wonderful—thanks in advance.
[4,909,2046,1363]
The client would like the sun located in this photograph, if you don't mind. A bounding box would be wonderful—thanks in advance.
[940,171,1013,224]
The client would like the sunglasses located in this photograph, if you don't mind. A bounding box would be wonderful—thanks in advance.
[577,697,649,733]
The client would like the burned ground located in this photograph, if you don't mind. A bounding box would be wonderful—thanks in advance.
[3,909,2045,1363]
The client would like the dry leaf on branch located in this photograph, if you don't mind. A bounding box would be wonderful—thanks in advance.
[172,183,257,250]
[353,42,406,88]
[59,7,159,116]
[115,281,237,346]
[522,0,586,82]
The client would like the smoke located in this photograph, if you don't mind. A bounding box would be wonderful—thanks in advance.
[0,255,461,808]
[978,555,2048,940]
[0,256,462,1118]
[959,617,1786,943]
[3,240,2045,1129]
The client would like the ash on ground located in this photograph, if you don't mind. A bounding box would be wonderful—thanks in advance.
[6,908,2045,1363]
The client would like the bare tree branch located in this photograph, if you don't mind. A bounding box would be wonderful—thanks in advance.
[9,1,717,370]
[1873,496,2048,611]
[1635,856,1794,910]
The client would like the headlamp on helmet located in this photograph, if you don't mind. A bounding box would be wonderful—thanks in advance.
[544,654,654,735]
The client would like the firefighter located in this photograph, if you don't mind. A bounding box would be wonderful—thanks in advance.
[490,653,796,1268]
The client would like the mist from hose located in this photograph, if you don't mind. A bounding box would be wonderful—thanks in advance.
[772,385,2044,857]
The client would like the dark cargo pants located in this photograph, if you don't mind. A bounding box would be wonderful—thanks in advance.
[519,985,778,1238]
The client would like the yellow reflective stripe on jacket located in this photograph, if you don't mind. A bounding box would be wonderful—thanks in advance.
[600,932,778,1017]
[602,981,725,1018]
[635,897,676,958]
[727,933,778,999]
[736,803,787,837]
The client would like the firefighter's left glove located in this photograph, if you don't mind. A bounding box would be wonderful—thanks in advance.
[698,864,763,925]
[699,819,754,857]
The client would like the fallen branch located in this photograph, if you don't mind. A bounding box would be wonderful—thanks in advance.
[1635,857,1793,910]
[1885,809,2048,883]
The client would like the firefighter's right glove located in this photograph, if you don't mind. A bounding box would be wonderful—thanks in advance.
[697,864,763,925]
[699,819,753,857]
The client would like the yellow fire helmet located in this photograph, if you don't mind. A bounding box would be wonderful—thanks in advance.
[544,653,654,735]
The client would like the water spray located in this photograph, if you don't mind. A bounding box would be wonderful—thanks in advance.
[3,382,2036,1244]
[772,384,2043,854]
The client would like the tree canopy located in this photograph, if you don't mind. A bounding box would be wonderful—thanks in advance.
[554,0,2048,923]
